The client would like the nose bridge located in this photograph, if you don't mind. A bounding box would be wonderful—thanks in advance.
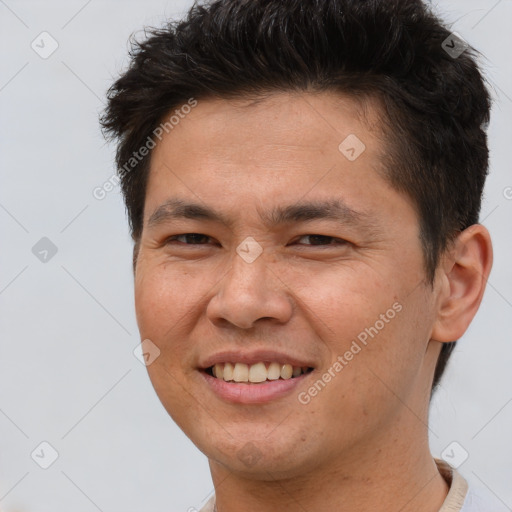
[207,241,292,328]
[226,240,271,300]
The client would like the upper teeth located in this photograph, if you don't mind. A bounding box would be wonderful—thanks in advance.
[211,362,309,383]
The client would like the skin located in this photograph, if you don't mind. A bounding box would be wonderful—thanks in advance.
[133,91,493,512]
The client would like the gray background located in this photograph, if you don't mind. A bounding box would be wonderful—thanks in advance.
[0,1,510,511]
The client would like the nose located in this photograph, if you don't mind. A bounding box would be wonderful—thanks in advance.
[206,248,294,329]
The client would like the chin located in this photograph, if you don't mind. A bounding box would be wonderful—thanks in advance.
[198,428,321,479]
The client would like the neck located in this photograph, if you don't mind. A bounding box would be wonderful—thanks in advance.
[209,425,449,512]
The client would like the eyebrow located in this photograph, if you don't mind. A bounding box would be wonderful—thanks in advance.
[146,197,381,233]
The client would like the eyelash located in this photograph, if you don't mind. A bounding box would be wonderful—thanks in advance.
[164,233,349,247]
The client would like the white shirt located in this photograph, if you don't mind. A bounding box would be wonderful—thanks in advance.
[198,459,509,512]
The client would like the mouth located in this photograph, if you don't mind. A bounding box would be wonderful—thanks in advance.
[204,361,315,384]
[198,350,317,403]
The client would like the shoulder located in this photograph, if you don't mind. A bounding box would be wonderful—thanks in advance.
[460,484,510,512]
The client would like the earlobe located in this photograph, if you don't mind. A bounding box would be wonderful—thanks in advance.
[430,224,493,343]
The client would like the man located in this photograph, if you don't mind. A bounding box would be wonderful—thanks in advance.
[101,0,502,510]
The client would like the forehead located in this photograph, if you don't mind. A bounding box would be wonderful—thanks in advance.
[157,91,384,152]
[144,91,412,228]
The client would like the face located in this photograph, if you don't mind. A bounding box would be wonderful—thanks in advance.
[134,91,442,479]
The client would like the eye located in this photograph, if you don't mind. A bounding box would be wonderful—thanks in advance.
[165,233,214,245]
[294,235,349,247]
[164,233,349,247]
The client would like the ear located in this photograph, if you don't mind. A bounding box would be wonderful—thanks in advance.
[431,224,493,343]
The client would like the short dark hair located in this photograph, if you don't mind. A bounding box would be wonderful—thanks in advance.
[100,0,492,392]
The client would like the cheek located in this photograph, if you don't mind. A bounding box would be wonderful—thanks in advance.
[134,260,204,340]
[340,297,431,413]
[296,269,430,421]
[134,264,204,423]
[291,263,399,347]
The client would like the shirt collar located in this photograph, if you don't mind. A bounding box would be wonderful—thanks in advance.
[435,458,469,512]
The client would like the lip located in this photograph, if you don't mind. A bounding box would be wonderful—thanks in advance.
[198,349,315,370]
[200,369,314,404]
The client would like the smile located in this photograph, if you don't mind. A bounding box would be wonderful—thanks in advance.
[206,362,314,383]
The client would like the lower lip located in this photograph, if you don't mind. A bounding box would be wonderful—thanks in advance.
[200,371,312,404]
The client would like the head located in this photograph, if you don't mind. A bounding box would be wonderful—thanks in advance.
[101,0,492,478]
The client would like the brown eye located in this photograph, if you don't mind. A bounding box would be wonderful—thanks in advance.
[295,235,348,246]
[166,233,212,245]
